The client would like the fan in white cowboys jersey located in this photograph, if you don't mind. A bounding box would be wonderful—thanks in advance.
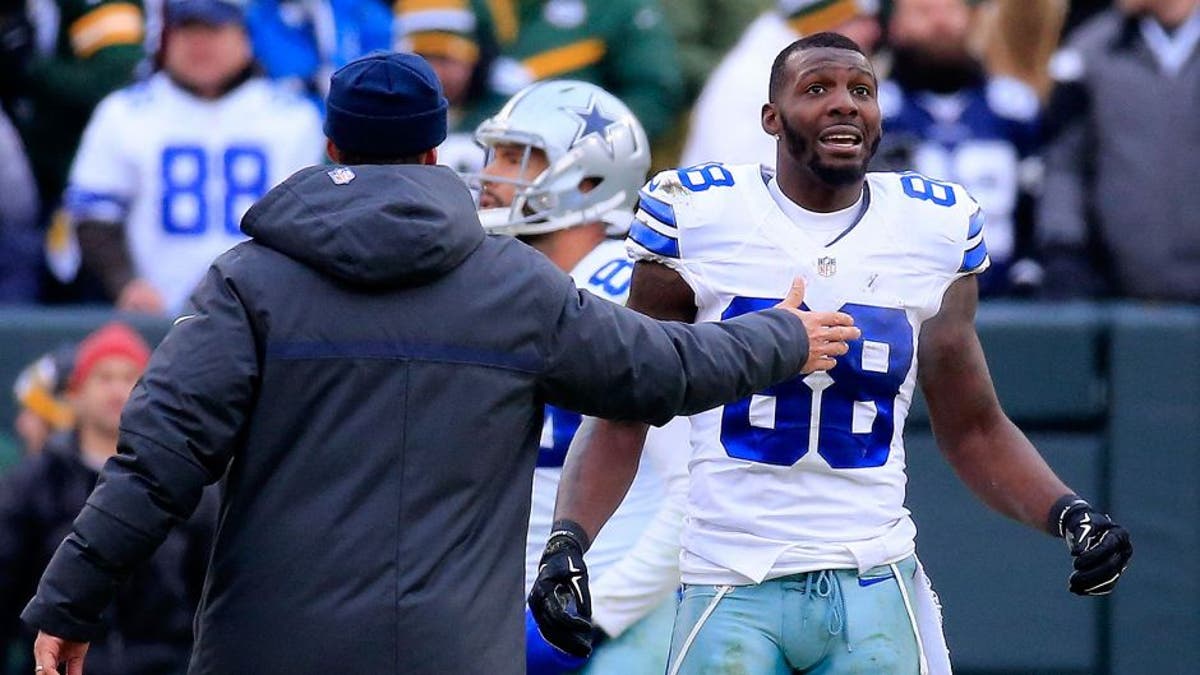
[472,80,691,675]
[66,0,323,315]
[534,33,1133,675]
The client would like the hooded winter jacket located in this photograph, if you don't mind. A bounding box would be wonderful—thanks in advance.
[22,163,810,674]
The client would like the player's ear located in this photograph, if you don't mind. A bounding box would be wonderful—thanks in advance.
[762,103,781,138]
[420,147,438,166]
[325,139,342,164]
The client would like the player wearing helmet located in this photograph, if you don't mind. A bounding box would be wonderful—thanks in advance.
[474,80,689,675]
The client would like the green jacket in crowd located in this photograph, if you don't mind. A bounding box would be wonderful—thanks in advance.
[663,0,771,101]
[401,0,684,142]
[6,0,144,215]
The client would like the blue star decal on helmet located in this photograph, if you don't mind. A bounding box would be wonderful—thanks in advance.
[564,97,618,154]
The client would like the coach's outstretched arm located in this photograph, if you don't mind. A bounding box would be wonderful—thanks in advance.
[919,275,1132,596]
[531,263,859,657]
[21,259,260,674]
[540,270,856,425]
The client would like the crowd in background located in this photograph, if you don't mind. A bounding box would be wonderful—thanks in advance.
[0,0,1197,311]
[0,0,1197,671]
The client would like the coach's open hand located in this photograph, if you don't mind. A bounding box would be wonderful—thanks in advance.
[1055,497,1133,595]
[528,521,593,658]
[773,277,860,373]
[33,631,89,675]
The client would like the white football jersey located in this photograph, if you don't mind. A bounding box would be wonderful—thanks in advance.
[626,163,989,585]
[526,239,690,613]
[67,73,324,313]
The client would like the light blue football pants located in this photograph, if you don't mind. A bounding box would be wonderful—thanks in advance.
[580,597,678,675]
[666,556,923,674]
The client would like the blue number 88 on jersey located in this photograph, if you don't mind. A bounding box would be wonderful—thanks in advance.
[161,145,269,235]
[719,297,914,468]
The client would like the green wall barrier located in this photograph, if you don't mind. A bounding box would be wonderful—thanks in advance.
[1107,306,1200,675]
[908,433,1103,674]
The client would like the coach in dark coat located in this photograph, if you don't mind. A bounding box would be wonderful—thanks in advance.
[22,53,824,675]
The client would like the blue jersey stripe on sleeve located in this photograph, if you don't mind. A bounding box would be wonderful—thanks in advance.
[65,189,130,221]
[66,189,128,208]
[968,208,986,239]
[960,239,989,272]
[637,191,677,227]
[628,218,680,258]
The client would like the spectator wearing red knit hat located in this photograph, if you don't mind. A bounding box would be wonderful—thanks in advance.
[0,322,216,675]
[66,322,150,429]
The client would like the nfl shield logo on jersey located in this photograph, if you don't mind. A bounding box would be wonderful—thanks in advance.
[817,256,837,277]
[327,167,356,185]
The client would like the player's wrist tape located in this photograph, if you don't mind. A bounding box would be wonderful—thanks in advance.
[1048,494,1090,538]
[547,519,591,553]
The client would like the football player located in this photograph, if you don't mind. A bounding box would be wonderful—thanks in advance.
[473,79,690,675]
[530,33,1133,674]
[67,0,323,315]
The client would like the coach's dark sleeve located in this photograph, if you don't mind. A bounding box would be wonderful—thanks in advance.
[21,259,260,641]
[540,280,807,426]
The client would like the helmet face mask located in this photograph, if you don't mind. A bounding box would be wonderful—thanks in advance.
[470,80,651,237]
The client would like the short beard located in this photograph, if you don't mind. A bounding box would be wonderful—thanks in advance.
[890,45,984,94]
[780,116,877,187]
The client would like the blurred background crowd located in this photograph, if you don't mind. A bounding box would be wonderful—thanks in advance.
[2,0,1198,313]
[1,0,1197,672]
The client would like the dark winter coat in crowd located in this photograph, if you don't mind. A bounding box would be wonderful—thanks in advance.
[0,432,215,675]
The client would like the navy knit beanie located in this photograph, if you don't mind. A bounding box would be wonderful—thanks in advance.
[324,52,449,158]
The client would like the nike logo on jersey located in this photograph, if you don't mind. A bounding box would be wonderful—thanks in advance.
[173,314,197,326]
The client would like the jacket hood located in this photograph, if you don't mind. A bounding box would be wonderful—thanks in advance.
[241,164,486,287]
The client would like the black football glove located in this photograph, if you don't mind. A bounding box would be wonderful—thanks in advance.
[1052,496,1133,596]
[527,521,594,658]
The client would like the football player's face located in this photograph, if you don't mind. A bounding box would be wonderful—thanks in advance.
[165,22,252,97]
[767,48,881,186]
[478,144,549,209]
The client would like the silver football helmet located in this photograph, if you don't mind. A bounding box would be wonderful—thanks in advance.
[471,80,651,236]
